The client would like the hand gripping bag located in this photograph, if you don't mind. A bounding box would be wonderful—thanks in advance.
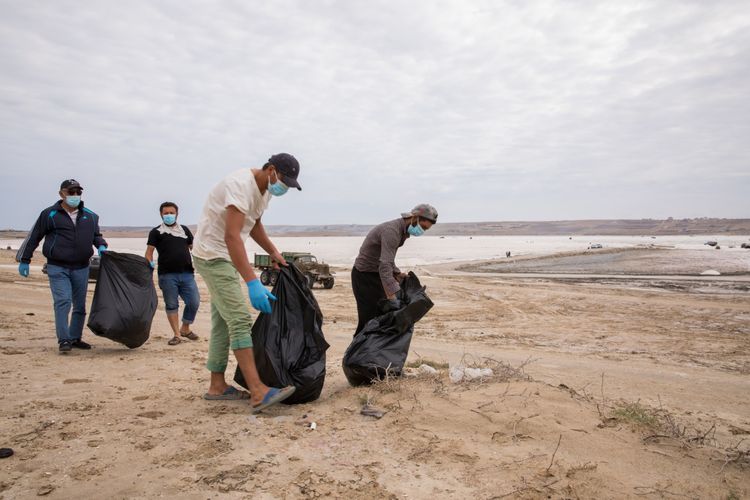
[342,272,433,386]
[87,251,157,348]
[234,264,329,404]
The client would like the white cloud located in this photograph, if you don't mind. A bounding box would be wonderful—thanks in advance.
[1,0,748,228]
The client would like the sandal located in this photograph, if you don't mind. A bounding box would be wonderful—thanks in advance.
[168,336,181,346]
[251,386,296,414]
[203,386,250,400]
[180,331,199,341]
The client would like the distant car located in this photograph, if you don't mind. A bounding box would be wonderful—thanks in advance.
[704,241,718,247]
[589,243,603,249]
[42,255,101,282]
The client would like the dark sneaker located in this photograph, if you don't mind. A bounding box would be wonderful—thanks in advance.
[71,339,92,350]
[59,341,72,354]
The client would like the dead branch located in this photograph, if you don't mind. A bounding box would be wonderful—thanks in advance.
[546,434,562,473]
[511,413,540,442]
[634,483,697,498]
[470,409,493,423]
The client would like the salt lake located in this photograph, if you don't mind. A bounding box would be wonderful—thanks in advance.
[3,234,749,267]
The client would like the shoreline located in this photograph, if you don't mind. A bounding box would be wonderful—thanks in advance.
[3,217,750,238]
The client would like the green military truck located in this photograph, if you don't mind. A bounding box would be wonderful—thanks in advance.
[254,252,335,289]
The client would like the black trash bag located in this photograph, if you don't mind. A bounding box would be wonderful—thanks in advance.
[342,272,433,386]
[87,251,157,349]
[234,263,329,404]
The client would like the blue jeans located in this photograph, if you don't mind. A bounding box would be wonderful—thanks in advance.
[158,272,200,324]
[47,264,89,344]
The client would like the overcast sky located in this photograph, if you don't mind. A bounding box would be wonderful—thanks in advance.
[1,0,748,228]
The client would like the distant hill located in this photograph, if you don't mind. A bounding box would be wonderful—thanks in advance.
[2,218,749,238]
[264,218,750,237]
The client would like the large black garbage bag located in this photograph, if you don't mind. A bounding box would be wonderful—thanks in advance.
[234,264,329,404]
[87,251,157,349]
[343,272,433,386]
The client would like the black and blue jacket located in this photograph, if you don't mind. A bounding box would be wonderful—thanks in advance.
[19,200,107,270]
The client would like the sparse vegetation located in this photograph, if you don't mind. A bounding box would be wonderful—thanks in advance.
[405,357,449,370]
[612,401,660,429]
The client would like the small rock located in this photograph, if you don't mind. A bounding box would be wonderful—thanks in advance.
[360,404,385,419]
[37,485,54,496]
[136,411,165,419]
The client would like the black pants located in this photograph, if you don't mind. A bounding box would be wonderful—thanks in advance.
[351,268,386,335]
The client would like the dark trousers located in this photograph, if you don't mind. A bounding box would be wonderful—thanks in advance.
[351,267,386,335]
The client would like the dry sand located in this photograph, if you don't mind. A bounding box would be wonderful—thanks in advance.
[0,248,748,499]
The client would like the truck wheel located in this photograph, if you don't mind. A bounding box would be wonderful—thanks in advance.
[323,278,334,289]
[304,272,315,289]
[270,271,278,285]
[260,270,271,286]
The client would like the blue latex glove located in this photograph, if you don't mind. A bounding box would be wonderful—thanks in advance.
[149,260,156,269]
[18,263,30,277]
[98,245,107,256]
[246,278,277,314]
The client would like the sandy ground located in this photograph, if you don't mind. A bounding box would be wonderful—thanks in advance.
[0,249,749,499]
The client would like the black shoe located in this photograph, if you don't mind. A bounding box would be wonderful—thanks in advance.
[71,339,92,350]
[59,341,72,353]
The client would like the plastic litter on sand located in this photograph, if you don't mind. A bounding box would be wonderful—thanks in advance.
[418,364,438,375]
[449,365,494,383]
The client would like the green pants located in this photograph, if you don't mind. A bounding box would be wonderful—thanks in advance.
[194,257,254,373]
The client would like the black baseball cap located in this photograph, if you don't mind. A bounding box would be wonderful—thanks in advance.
[268,153,301,191]
[60,179,83,191]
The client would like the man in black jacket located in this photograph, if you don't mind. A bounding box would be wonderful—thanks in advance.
[18,179,108,353]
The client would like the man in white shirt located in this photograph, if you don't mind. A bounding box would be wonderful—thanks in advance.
[193,153,301,413]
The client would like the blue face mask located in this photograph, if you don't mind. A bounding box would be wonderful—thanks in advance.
[162,214,177,225]
[65,195,81,207]
[268,173,289,197]
[408,222,425,237]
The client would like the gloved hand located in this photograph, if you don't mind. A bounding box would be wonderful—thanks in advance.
[98,245,107,256]
[149,260,156,269]
[18,263,30,277]
[246,278,277,314]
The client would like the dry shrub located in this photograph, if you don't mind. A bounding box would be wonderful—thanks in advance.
[455,354,534,385]
[404,356,450,370]
[612,401,660,430]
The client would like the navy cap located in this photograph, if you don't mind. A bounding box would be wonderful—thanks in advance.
[60,179,83,191]
[268,153,301,191]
